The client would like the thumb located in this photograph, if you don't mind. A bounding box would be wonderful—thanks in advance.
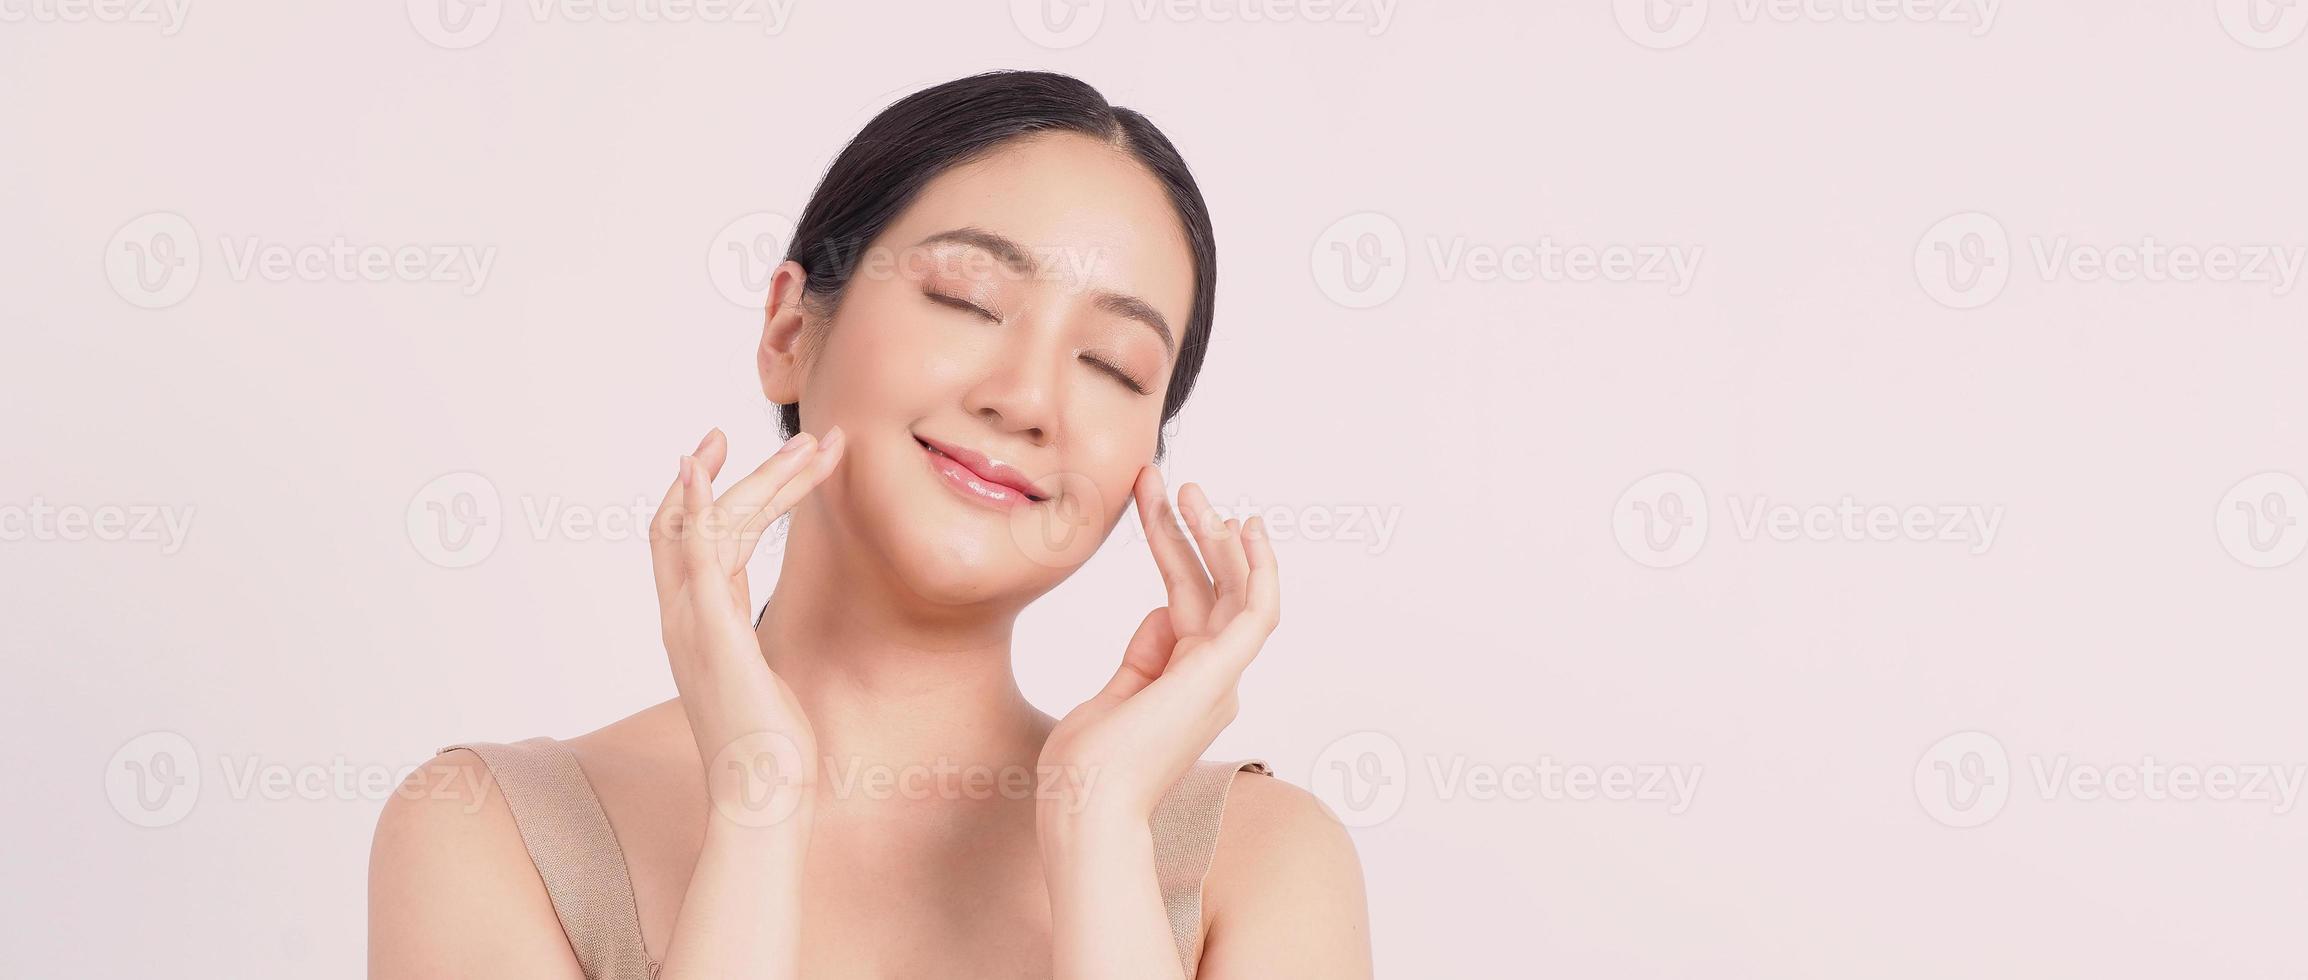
[1094,607,1177,702]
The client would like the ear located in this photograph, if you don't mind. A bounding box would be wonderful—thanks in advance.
[757,260,814,406]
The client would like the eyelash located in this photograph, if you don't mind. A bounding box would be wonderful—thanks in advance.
[924,290,1152,396]
[925,291,999,321]
[1085,357,1152,396]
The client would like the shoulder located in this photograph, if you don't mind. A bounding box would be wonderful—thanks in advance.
[1198,768,1373,976]
[368,747,522,882]
[560,697,696,781]
[369,742,523,876]
[558,699,707,848]
[373,699,689,864]
[368,747,584,978]
[1207,768,1363,891]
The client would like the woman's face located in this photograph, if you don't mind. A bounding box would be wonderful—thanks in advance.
[762,133,1197,607]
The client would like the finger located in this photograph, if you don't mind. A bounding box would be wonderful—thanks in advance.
[1133,466,1211,631]
[716,430,819,566]
[1240,515,1280,630]
[653,429,718,545]
[693,427,731,483]
[1178,483,1249,622]
[1094,606,1177,703]
[678,453,721,577]
[647,454,690,602]
[1207,515,1281,673]
[753,425,847,535]
[1209,518,1249,624]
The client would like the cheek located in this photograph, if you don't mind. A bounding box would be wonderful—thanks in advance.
[1008,424,1158,572]
[813,291,979,408]
[1069,423,1159,525]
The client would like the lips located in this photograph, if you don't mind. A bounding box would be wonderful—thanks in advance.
[915,435,1048,506]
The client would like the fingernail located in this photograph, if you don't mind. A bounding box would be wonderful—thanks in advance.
[776,431,817,455]
[821,425,845,450]
[677,455,692,480]
[696,429,718,453]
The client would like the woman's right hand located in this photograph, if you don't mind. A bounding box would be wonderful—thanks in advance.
[650,425,844,828]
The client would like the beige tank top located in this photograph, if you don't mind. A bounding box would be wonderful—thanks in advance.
[439,736,1269,980]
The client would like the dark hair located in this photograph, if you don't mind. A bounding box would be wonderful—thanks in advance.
[774,70,1216,458]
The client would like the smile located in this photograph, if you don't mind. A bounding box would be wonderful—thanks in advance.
[916,435,1047,510]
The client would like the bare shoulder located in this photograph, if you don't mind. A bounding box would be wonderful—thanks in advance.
[367,747,584,979]
[1208,769,1364,895]
[560,696,696,780]
[557,698,706,845]
[1198,769,1374,978]
[368,701,686,978]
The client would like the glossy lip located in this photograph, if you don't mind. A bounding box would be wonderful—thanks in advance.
[915,434,1049,507]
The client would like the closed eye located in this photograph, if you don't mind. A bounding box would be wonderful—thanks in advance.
[924,290,1000,322]
[924,289,1147,394]
[1083,355,1152,396]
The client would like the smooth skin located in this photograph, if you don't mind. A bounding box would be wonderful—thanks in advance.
[369,133,1371,978]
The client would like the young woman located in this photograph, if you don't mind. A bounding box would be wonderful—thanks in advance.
[368,71,1372,979]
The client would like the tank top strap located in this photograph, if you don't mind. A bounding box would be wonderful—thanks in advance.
[1150,758,1271,978]
[439,737,659,980]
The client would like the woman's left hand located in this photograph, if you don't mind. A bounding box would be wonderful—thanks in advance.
[1038,464,1282,826]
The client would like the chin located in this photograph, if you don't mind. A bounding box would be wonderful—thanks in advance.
[885,534,1054,608]
[843,447,1112,608]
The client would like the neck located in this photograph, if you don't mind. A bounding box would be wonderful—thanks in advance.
[748,508,1057,783]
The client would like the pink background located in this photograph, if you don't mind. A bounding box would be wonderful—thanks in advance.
[5,1,2307,976]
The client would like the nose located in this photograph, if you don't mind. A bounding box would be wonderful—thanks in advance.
[963,329,1059,446]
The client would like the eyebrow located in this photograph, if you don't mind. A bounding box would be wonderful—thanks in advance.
[913,227,1177,357]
